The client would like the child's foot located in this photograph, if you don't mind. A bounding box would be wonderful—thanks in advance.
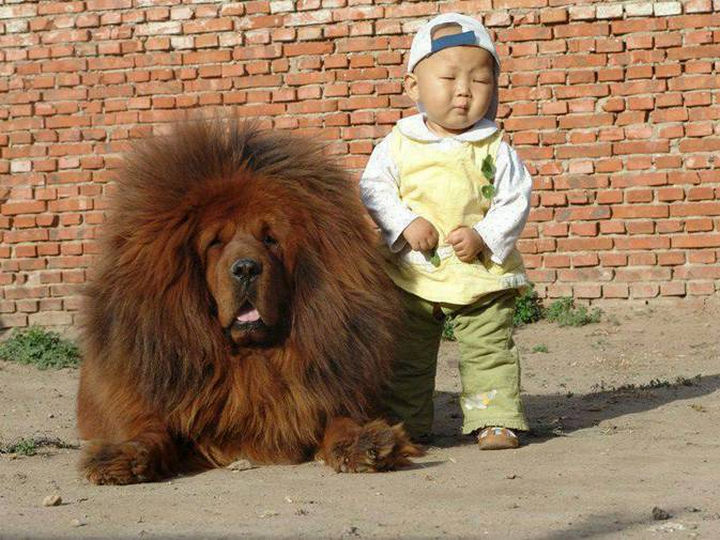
[477,427,519,450]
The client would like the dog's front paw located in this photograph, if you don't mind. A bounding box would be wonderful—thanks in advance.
[81,440,155,485]
[324,419,424,473]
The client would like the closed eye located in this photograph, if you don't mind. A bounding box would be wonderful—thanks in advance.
[263,234,277,247]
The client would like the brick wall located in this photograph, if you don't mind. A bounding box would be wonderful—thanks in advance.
[1,0,719,332]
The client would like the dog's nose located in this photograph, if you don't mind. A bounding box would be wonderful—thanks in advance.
[231,258,262,281]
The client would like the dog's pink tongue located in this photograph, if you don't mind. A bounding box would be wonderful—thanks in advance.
[236,306,261,323]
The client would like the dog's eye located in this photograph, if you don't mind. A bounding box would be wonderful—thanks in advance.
[263,234,277,247]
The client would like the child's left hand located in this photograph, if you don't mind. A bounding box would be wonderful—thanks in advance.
[446,226,484,263]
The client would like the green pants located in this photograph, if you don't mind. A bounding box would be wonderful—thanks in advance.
[384,288,528,438]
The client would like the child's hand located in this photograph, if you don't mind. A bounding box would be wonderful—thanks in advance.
[402,217,439,252]
[446,226,484,262]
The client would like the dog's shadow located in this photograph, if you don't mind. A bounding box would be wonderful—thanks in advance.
[429,373,720,447]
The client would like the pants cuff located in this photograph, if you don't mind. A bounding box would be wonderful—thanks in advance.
[462,416,529,435]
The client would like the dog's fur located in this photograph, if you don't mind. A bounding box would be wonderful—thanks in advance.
[77,120,421,484]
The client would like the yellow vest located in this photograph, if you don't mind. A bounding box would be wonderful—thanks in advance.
[381,126,528,305]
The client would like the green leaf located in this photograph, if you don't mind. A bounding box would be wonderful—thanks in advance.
[425,249,441,267]
[481,155,495,182]
[481,184,495,200]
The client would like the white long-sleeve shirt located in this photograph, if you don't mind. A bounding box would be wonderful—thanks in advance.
[360,114,532,265]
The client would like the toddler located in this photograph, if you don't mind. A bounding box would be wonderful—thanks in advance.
[360,13,532,450]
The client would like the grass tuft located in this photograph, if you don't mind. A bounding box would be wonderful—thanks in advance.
[513,286,544,327]
[0,436,78,456]
[0,326,81,370]
[544,297,602,327]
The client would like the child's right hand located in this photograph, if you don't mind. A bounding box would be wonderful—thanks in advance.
[402,217,439,252]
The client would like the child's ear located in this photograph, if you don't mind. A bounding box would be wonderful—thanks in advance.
[403,73,420,102]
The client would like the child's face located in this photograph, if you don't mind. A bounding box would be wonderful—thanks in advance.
[405,45,495,137]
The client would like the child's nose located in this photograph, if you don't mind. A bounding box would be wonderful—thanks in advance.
[455,79,471,96]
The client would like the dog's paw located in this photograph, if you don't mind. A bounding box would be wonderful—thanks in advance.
[81,440,154,485]
[328,419,424,473]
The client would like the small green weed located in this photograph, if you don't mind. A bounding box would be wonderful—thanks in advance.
[441,319,456,341]
[0,436,77,456]
[4,438,37,456]
[513,286,543,326]
[0,326,81,369]
[532,344,548,353]
[544,297,602,327]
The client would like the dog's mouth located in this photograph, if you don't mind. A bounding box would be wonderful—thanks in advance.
[231,300,265,330]
[227,298,274,347]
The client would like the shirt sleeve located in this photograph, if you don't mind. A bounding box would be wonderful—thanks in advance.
[359,134,418,252]
[473,141,532,264]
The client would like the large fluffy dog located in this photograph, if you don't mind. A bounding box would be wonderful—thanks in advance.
[77,120,421,484]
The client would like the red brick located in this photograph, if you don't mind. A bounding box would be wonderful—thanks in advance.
[687,282,716,296]
[688,251,716,264]
[628,252,656,266]
[570,222,599,236]
[686,218,714,232]
[599,253,627,267]
[687,187,715,201]
[542,222,569,237]
[572,253,599,267]
[573,284,602,299]
[498,26,553,42]
[613,141,671,155]
[556,238,614,252]
[544,254,571,268]
[603,283,629,298]
[671,234,720,249]
[625,190,653,203]
[657,187,685,202]
[660,282,686,297]
[612,205,669,219]
[670,202,720,218]
[558,268,613,283]
[2,201,46,215]
[630,283,659,299]
[541,192,567,207]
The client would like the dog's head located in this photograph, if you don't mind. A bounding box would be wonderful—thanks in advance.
[87,119,399,412]
[194,179,305,347]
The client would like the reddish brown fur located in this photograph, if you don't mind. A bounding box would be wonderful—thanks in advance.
[77,119,421,484]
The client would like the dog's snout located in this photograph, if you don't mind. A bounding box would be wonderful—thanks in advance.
[231,258,262,281]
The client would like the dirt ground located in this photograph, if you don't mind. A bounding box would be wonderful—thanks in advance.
[1,297,719,539]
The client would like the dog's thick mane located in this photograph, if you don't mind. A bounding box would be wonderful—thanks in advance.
[82,120,399,449]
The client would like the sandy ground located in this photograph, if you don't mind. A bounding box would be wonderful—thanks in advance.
[1,298,719,539]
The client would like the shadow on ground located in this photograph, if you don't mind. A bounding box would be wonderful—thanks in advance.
[431,374,720,447]
[532,508,701,540]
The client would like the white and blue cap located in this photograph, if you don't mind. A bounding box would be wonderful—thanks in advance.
[407,13,500,121]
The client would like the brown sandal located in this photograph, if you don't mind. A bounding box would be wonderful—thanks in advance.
[478,427,519,450]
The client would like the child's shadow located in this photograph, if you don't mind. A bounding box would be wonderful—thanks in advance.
[431,373,720,447]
